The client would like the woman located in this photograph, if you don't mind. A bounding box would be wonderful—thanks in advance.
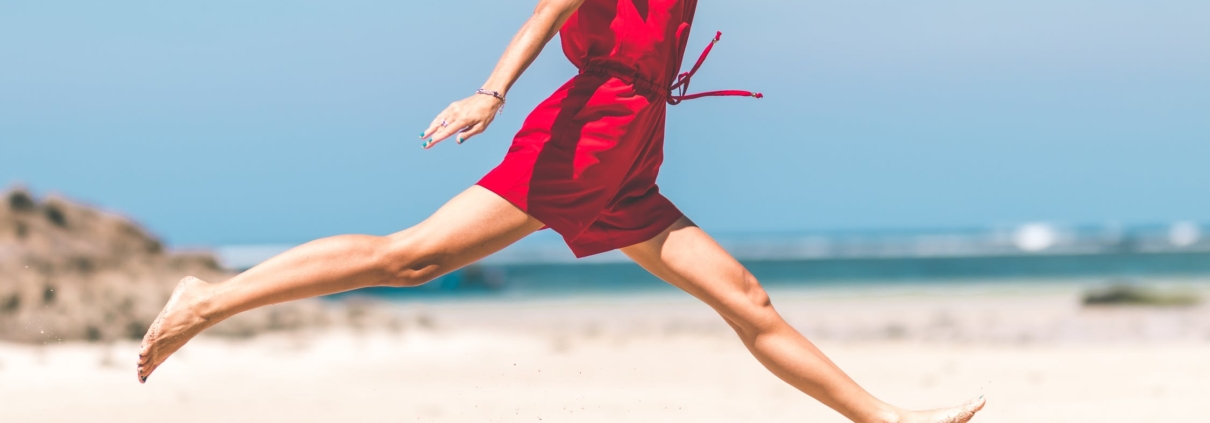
[138,0,985,421]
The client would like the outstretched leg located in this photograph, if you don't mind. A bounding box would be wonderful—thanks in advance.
[621,217,985,423]
[137,186,545,382]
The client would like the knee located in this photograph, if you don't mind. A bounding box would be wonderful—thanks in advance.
[373,231,451,288]
[740,272,773,310]
[724,272,779,336]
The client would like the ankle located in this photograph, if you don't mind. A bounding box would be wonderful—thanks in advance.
[189,279,222,322]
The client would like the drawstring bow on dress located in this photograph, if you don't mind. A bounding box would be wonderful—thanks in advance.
[667,31,763,105]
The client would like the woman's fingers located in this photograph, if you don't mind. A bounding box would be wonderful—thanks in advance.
[456,123,485,144]
[424,117,473,149]
[419,95,499,148]
[421,110,451,140]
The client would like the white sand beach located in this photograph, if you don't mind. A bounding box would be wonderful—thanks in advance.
[3,282,1210,422]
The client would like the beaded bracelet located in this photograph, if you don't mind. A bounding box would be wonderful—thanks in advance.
[475,89,506,113]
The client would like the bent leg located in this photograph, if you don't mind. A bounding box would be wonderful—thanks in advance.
[138,186,544,382]
[621,217,984,423]
[198,185,543,313]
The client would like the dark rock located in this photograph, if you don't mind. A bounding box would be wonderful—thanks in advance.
[43,285,55,304]
[2,294,18,313]
[43,203,67,227]
[7,189,35,212]
[1083,283,1202,307]
[86,326,102,341]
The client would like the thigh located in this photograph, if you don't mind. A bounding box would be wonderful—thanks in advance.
[391,185,547,271]
[620,217,772,325]
[478,75,663,252]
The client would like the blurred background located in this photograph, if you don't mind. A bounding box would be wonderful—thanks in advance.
[2,1,1208,422]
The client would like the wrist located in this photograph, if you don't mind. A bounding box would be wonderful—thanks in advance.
[479,81,509,96]
[475,88,506,113]
[476,89,505,100]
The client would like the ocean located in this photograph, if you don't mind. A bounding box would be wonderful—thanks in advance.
[213,222,1210,300]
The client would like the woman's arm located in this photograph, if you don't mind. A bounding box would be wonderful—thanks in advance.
[421,0,585,148]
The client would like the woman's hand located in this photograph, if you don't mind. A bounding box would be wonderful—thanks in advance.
[418,0,583,149]
[420,93,504,148]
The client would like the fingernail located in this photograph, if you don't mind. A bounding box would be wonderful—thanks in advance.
[456,136,463,144]
[419,132,426,139]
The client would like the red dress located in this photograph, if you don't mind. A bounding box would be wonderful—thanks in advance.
[477,0,759,258]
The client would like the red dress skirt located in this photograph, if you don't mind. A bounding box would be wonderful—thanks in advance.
[477,0,758,258]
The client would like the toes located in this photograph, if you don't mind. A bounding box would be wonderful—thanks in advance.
[966,396,986,412]
[137,362,157,383]
[946,397,985,423]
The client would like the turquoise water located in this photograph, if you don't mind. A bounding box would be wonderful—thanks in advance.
[215,223,1210,300]
[330,249,1210,301]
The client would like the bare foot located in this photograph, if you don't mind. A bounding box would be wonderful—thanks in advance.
[896,396,986,423]
[137,276,216,383]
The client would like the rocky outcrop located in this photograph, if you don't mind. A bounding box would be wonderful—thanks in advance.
[0,187,331,343]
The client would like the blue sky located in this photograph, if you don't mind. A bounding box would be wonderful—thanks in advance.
[2,0,1207,247]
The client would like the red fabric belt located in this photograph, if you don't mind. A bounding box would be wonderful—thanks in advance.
[578,61,668,97]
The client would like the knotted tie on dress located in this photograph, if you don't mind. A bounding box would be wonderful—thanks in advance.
[667,31,764,105]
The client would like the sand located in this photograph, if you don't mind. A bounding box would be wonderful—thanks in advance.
[3,283,1210,422]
